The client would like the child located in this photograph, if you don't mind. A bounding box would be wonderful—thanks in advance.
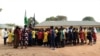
[84,27,87,44]
[8,29,13,45]
[43,29,48,46]
[87,27,92,45]
[92,27,97,44]
[79,27,84,45]
[21,30,28,49]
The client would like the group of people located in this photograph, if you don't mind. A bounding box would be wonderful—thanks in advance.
[2,25,97,50]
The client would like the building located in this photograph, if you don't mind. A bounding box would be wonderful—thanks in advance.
[35,21,100,29]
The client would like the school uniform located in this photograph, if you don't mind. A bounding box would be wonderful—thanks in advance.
[68,29,73,44]
[92,29,97,44]
[37,31,43,46]
[32,30,36,45]
[43,31,48,46]
[60,30,65,47]
[87,30,92,45]
[50,29,55,48]
[79,30,84,44]
[55,30,61,48]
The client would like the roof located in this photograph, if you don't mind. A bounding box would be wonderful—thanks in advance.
[0,24,13,29]
[35,21,100,27]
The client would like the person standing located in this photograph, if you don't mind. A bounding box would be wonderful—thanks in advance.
[87,27,92,45]
[79,27,84,45]
[50,26,56,50]
[8,29,13,45]
[92,27,97,44]
[37,29,43,46]
[32,28,36,46]
[84,27,88,44]
[60,26,65,47]
[43,29,48,46]
[13,26,20,48]
[2,28,8,45]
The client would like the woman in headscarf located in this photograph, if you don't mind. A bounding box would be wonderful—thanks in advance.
[13,26,20,48]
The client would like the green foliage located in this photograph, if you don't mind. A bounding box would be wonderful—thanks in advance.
[82,16,95,21]
[28,17,39,25]
[46,15,67,21]
[0,8,2,12]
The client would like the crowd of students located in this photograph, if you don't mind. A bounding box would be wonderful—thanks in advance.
[2,25,97,50]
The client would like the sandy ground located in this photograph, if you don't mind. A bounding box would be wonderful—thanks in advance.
[0,33,100,56]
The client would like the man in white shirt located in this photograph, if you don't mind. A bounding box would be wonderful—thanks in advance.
[2,28,8,45]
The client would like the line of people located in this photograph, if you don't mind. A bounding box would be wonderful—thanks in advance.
[2,25,97,50]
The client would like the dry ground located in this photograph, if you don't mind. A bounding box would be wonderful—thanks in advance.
[0,33,100,56]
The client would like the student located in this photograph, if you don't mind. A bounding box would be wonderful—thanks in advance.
[8,29,13,45]
[47,28,51,47]
[68,26,73,45]
[84,27,87,44]
[32,28,36,46]
[13,26,20,48]
[87,27,92,45]
[2,28,8,45]
[79,27,84,45]
[50,26,56,50]
[72,28,77,45]
[76,28,79,44]
[55,28,61,48]
[43,29,48,46]
[60,26,65,47]
[37,29,43,46]
[28,28,33,46]
[55,27,59,48]
[92,27,97,44]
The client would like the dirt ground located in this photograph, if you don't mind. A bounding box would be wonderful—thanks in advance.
[0,33,100,56]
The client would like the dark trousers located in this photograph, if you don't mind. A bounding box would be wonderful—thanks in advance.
[61,39,65,47]
[38,39,43,46]
[51,39,55,48]
[4,37,7,45]
[32,38,36,45]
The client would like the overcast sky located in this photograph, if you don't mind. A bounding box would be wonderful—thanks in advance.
[0,0,100,26]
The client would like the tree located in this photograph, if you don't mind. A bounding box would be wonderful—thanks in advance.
[28,17,39,26]
[82,16,95,21]
[46,15,67,21]
[0,8,2,12]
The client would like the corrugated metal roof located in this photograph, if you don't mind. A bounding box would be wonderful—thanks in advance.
[36,21,100,27]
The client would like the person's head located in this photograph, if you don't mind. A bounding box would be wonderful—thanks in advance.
[73,28,76,31]
[9,29,12,32]
[60,26,63,30]
[24,25,27,28]
[50,26,54,29]
[5,28,7,31]
[15,26,19,30]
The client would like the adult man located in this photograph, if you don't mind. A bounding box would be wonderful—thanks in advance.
[2,28,8,45]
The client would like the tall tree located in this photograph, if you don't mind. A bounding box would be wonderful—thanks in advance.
[0,8,2,12]
[82,16,95,21]
[33,13,36,27]
[46,15,67,21]
[28,17,39,27]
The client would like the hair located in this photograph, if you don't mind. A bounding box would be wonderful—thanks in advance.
[50,26,54,29]
[24,25,27,28]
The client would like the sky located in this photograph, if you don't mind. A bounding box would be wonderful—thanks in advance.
[0,0,100,26]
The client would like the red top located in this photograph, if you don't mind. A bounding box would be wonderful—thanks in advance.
[37,31,43,39]
[79,30,84,40]
[92,32,97,39]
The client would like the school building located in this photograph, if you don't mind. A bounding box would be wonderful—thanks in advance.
[35,21,100,31]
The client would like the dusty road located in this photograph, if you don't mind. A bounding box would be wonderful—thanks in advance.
[0,33,100,56]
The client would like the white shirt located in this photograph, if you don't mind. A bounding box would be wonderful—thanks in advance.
[2,30,8,38]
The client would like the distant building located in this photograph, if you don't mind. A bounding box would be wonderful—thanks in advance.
[35,21,100,29]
